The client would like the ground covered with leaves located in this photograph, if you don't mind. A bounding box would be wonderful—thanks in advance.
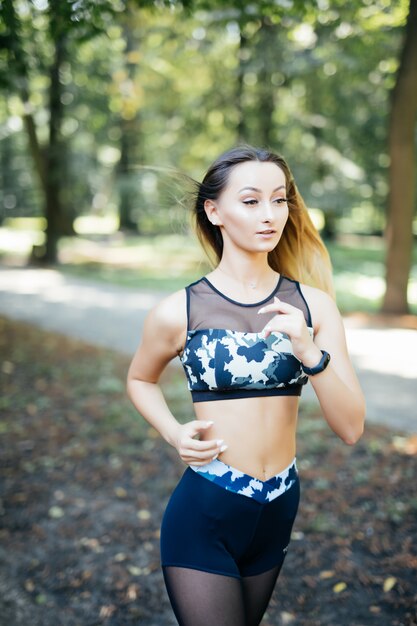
[1,316,416,626]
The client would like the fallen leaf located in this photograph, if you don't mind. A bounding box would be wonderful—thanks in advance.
[383,576,397,592]
[137,509,151,520]
[99,605,116,618]
[128,565,150,576]
[35,593,47,605]
[48,506,65,519]
[392,435,417,455]
[333,582,347,593]
[126,584,139,601]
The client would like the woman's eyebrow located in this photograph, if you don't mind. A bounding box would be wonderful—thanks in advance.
[238,185,286,193]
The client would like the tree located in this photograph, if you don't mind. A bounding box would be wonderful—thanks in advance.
[382,0,417,314]
[0,0,118,263]
[114,6,143,231]
[1,0,412,271]
[0,0,191,263]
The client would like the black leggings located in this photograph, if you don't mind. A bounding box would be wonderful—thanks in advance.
[160,466,300,625]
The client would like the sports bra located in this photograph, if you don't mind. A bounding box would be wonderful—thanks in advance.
[179,274,314,402]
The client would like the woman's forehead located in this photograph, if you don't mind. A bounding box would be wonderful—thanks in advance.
[226,161,286,190]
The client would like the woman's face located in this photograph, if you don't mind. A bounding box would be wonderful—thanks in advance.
[205,160,289,256]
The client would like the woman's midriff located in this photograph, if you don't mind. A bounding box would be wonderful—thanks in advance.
[194,395,299,482]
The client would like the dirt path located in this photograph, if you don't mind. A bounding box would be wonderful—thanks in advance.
[1,266,416,434]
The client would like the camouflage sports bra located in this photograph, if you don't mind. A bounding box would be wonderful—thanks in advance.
[179,275,314,402]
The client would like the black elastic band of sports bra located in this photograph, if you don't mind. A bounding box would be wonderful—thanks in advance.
[190,386,304,402]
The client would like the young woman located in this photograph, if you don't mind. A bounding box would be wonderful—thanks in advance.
[126,145,365,626]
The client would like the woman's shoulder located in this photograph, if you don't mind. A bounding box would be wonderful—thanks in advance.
[297,282,341,332]
[145,288,187,338]
[298,282,334,306]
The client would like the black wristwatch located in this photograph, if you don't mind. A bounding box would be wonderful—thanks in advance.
[301,350,331,376]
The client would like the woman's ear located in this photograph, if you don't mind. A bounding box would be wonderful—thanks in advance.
[204,199,222,226]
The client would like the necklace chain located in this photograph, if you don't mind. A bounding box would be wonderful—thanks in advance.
[216,267,276,290]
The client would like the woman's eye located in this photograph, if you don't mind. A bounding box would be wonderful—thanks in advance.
[242,198,287,206]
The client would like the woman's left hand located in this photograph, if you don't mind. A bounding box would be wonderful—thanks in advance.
[258,296,320,364]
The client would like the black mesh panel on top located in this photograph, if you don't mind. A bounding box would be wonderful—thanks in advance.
[187,275,312,333]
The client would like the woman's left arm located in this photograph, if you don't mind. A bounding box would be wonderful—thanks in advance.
[259,287,366,445]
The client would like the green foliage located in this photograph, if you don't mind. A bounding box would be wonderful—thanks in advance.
[0,0,411,236]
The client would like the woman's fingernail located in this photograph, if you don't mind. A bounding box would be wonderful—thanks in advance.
[216,439,224,446]
[258,308,264,314]
[212,454,218,461]
[206,421,214,426]
[220,445,228,453]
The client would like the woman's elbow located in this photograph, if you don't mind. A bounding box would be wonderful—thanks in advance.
[126,371,141,401]
[126,378,134,404]
[341,425,364,446]
[341,402,366,446]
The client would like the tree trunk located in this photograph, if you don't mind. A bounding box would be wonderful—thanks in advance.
[257,18,276,147]
[2,0,47,203]
[382,0,417,314]
[22,106,47,191]
[42,18,67,264]
[118,116,140,231]
[0,127,12,225]
[118,13,141,232]
[236,28,249,142]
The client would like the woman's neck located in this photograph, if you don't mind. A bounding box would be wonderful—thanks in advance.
[213,252,278,292]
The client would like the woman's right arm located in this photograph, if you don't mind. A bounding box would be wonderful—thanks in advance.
[126,289,224,465]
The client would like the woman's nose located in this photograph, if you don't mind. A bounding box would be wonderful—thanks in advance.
[261,201,274,221]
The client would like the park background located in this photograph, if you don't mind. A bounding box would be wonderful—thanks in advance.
[0,1,416,625]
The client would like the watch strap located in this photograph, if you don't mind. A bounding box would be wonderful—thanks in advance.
[301,350,331,376]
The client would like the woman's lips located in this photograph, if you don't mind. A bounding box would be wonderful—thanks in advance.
[256,229,276,237]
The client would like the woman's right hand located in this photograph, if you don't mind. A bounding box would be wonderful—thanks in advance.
[172,420,228,466]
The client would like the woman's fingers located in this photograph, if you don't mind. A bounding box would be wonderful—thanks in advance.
[181,439,228,458]
[175,420,228,464]
[188,419,214,434]
[180,448,227,464]
[261,314,293,339]
[260,299,316,356]
[258,296,301,316]
[191,438,223,451]
[258,298,301,339]
[258,296,305,316]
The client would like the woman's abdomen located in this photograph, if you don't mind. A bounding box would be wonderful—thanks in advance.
[194,395,299,482]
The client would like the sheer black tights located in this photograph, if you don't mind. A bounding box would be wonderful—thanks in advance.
[162,564,282,626]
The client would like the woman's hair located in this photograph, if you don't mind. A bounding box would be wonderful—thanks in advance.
[193,145,335,297]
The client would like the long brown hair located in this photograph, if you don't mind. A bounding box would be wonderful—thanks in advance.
[193,145,334,297]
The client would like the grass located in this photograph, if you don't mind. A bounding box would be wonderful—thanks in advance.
[328,238,417,314]
[58,233,210,293]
